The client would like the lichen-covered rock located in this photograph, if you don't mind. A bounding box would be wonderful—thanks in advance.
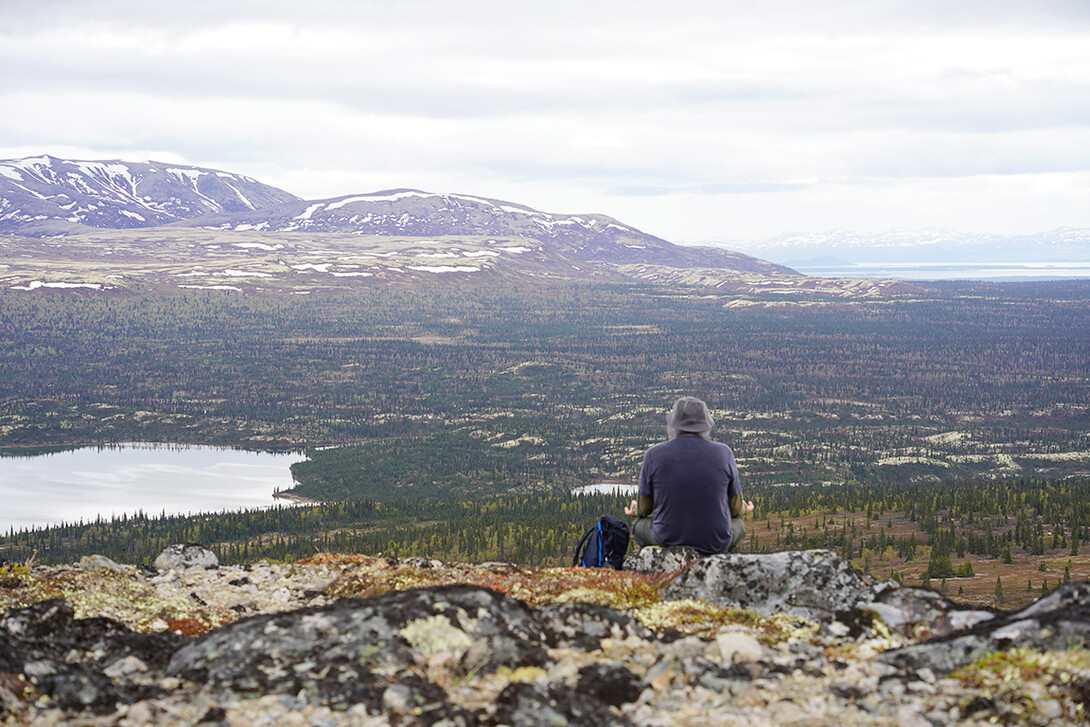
[662,549,999,636]
[154,544,218,571]
[623,545,705,573]
[78,555,127,573]
[536,602,652,650]
[4,554,1090,726]
[167,584,548,706]
[864,580,996,638]
[880,582,1090,674]
[664,550,880,621]
[0,599,186,714]
[491,681,634,726]
[576,663,643,707]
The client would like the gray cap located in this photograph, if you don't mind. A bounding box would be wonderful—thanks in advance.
[666,396,714,433]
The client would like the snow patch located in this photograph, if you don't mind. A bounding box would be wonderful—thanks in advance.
[120,210,146,222]
[178,284,242,292]
[295,203,326,221]
[292,263,331,272]
[327,191,424,209]
[11,280,106,291]
[330,272,374,277]
[219,179,257,210]
[0,166,23,181]
[221,269,273,278]
[233,242,285,251]
[407,265,481,274]
[166,167,204,182]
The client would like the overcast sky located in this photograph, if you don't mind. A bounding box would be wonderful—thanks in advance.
[2,0,1088,242]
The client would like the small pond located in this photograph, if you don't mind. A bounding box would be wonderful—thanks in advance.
[570,482,638,496]
[0,444,307,533]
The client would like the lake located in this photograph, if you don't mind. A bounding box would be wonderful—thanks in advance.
[0,444,307,534]
[571,482,638,496]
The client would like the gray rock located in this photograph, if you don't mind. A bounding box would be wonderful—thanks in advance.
[864,581,996,637]
[167,584,549,707]
[536,602,652,650]
[154,544,219,571]
[879,581,1090,674]
[661,549,997,637]
[492,681,633,726]
[576,663,643,707]
[623,545,706,573]
[664,549,879,621]
[716,631,765,663]
[0,599,185,713]
[78,555,126,573]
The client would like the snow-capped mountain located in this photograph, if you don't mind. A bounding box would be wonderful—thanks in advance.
[0,157,792,275]
[704,228,1090,265]
[0,156,300,236]
[184,189,788,272]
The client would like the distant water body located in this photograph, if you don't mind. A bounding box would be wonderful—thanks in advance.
[571,483,638,496]
[793,261,1090,281]
[0,444,306,533]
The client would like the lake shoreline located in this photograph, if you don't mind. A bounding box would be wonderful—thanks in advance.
[1,444,308,533]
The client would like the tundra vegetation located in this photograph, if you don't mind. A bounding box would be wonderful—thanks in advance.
[2,276,1089,608]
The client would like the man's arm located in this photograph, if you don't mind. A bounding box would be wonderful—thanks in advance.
[624,494,654,518]
[729,494,755,517]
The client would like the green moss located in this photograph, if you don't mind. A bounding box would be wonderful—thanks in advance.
[952,648,1090,724]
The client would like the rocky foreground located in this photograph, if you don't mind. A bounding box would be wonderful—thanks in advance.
[2,545,1089,726]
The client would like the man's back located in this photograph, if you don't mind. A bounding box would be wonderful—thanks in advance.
[638,435,741,553]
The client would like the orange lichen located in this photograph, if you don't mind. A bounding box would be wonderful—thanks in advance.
[162,616,215,636]
[319,553,676,609]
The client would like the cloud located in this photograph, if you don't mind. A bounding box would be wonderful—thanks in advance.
[2,0,1090,239]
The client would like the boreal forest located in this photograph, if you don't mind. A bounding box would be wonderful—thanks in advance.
[2,276,1089,607]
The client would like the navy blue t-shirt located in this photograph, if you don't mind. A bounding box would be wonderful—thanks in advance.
[637,435,741,553]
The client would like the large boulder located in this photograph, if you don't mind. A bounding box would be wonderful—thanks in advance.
[863,580,996,638]
[659,549,999,638]
[663,550,881,621]
[623,545,705,573]
[167,584,551,708]
[880,582,1090,674]
[154,544,218,571]
[0,600,185,713]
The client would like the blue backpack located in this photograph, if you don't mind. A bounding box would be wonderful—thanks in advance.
[573,515,630,569]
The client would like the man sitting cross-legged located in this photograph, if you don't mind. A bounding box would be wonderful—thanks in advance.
[624,396,753,554]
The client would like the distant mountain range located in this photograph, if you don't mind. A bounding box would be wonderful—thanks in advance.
[0,156,299,234]
[0,156,789,275]
[702,228,1090,265]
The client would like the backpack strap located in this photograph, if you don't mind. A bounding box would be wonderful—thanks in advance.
[572,526,595,567]
[596,519,605,566]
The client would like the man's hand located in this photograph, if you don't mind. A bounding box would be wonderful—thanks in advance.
[744,500,754,514]
[624,499,638,517]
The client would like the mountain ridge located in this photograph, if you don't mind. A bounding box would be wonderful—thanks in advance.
[0,156,791,276]
[0,155,300,236]
[698,227,1090,265]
